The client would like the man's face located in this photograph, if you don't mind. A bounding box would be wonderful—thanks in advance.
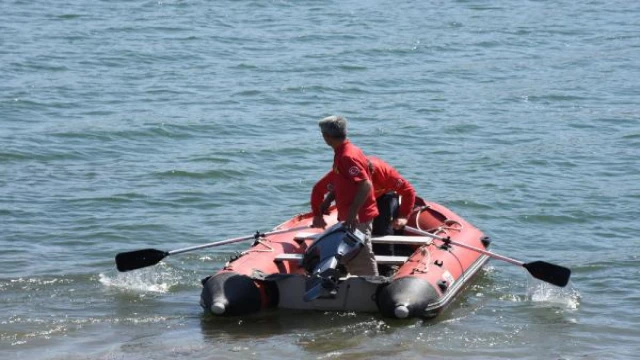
[321,132,331,146]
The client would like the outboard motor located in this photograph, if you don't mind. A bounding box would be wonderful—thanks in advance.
[301,222,365,301]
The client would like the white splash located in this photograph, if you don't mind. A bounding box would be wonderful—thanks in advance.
[98,267,174,293]
[319,351,344,359]
[527,282,581,309]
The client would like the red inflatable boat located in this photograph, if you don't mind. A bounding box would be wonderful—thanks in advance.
[199,197,492,319]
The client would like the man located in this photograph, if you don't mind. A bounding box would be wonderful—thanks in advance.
[313,115,379,276]
[310,156,417,236]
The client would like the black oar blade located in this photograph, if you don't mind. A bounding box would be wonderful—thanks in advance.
[523,261,571,287]
[115,249,168,272]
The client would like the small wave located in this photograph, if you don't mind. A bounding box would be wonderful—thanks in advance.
[232,89,262,96]
[0,151,29,162]
[520,213,591,225]
[153,169,246,180]
[337,64,368,71]
[66,193,144,205]
[0,148,87,162]
[55,14,83,19]
[622,133,640,140]
[3,323,69,346]
[1,277,71,293]
[187,155,232,164]
[523,94,593,102]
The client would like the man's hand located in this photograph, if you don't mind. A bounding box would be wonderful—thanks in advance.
[344,179,371,232]
[344,214,358,232]
[320,191,335,215]
[312,214,327,229]
[392,217,408,230]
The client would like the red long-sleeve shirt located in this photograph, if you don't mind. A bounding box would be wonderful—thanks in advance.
[311,156,416,218]
[328,140,379,223]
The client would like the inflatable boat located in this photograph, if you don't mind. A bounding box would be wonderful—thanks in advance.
[199,198,492,319]
[116,199,569,317]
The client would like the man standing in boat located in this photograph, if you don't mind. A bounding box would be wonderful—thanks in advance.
[311,156,417,237]
[314,115,379,276]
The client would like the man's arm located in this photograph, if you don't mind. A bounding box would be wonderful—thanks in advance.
[391,180,417,229]
[345,179,372,230]
[312,191,335,229]
[311,171,333,216]
[395,177,417,218]
[320,191,335,214]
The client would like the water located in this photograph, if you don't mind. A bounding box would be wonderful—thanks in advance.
[1,0,639,358]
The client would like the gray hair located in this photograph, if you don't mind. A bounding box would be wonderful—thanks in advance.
[318,115,347,138]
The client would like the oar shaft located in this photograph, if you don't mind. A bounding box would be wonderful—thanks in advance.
[404,226,571,287]
[167,225,310,255]
[404,226,524,266]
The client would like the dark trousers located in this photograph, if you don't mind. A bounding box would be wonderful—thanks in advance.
[372,192,415,257]
[372,193,398,256]
[372,192,399,237]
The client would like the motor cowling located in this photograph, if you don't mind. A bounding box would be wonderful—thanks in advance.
[301,222,365,301]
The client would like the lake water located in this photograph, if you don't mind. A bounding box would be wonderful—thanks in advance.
[1,0,639,359]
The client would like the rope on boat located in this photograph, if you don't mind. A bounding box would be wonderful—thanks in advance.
[411,245,432,275]
[241,238,275,255]
[410,206,465,274]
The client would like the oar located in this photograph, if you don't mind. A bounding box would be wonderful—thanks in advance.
[115,225,310,272]
[404,226,571,287]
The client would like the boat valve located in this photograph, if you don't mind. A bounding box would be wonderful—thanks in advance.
[437,280,448,292]
[210,302,226,315]
[394,304,410,318]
